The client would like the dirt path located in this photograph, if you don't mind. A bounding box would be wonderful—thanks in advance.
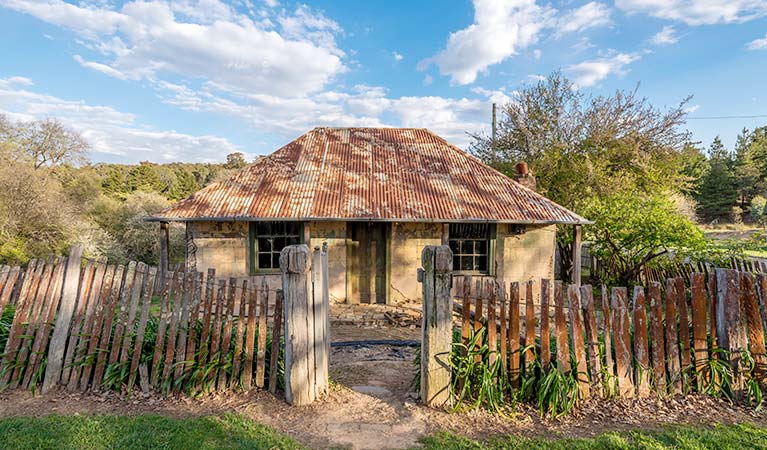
[2,325,767,449]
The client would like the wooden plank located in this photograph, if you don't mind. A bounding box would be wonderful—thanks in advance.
[217,277,237,390]
[268,289,283,394]
[91,265,125,391]
[127,267,156,393]
[524,280,535,372]
[1,259,41,387]
[118,263,147,374]
[242,281,257,390]
[23,259,65,390]
[487,279,497,368]
[648,282,667,395]
[231,279,248,388]
[540,279,551,372]
[183,272,204,386]
[665,279,682,394]
[281,245,314,405]
[256,280,269,388]
[0,267,21,313]
[474,278,483,338]
[59,260,94,387]
[172,272,193,389]
[161,272,184,389]
[601,285,614,396]
[708,272,718,353]
[106,262,136,370]
[567,284,590,397]
[675,277,692,380]
[716,269,747,396]
[690,273,708,390]
[757,274,767,360]
[632,286,650,397]
[150,272,175,388]
[42,247,83,393]
[67,261,107,391]
[194,268,215,389]
[498,280,508,374]
[10,261,53,389]
[580,285,602,391]
[553,281,571,376]
[206,279,226,389]
[312,246,329,397]
[77,264,116,391]
[611,287,634,398]
[461,275,471,353]
[742,272,767,386]
[508,281,521,386]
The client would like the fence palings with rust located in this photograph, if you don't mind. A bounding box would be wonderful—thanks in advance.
[0,245,284,396]
[452,267,767,400]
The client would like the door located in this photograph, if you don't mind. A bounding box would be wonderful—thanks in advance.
[347,222,388,304]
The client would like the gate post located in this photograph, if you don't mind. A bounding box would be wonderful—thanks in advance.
[419,245,453,407]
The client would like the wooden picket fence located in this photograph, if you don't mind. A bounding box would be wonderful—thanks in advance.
[452,269,767,399]
[0,246,284,395]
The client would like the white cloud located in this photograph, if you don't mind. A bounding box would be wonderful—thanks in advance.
[0,76,240,163]
[527,74,546,81]
[532,49,542,59]
[393,51,403,61]
[555,1,611,36]
[684,104,700,114]
[421,0,612,85]
[747,34,767,50]
[423,74,433,86]
[3,0,345,97]
[73,54,127,79]
[567,52,640,87]
[616,0,767,25]
[650,25,678,46]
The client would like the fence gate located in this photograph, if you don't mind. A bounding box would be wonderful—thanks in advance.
[280,244,330,406]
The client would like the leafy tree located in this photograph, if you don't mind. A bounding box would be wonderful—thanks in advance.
[224,152,247,169]
[126,162,164,193]
[0,115,89,168]
[695,137,738,222]
[583,192,705,285]
[751,196,767,244]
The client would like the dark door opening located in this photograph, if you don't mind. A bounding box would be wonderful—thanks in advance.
[347,222,389,304]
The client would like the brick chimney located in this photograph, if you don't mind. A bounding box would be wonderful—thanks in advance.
[514,162,536,191]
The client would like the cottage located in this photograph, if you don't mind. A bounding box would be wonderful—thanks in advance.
[151,127,589,304]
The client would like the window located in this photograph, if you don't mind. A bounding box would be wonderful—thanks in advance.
[249,221,302,273]
[448,223,493,274]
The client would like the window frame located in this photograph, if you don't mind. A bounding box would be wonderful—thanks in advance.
[447,223,496,275]
[248,221,305,275]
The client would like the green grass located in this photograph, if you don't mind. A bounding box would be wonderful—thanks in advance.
[418,423,767,449]
[0,413,303,450]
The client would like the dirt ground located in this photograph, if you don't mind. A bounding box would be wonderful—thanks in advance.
[2,324,767,449]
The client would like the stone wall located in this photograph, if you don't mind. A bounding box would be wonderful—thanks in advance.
[495,223,556,303]
[308,221,347,303]
[389,222,442,303]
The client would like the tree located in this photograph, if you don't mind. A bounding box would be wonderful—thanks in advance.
[751,196,767,244]
[224,152,247,169]
[695,137,738,222]
[469,71,694,281]
[0,116,89,169]
[583,192,705,285]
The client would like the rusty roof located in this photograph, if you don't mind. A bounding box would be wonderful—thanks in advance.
[151,127,590,224]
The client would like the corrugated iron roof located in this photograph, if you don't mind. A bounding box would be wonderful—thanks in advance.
[151,127,590,224]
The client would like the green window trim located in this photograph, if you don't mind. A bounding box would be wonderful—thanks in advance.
[448,223,496,276]
[248,221,305,275]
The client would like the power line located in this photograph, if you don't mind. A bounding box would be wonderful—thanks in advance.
[687,114,767,120]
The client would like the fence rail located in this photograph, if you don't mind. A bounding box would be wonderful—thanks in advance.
[451,269,767,399]
[0,246,284,395]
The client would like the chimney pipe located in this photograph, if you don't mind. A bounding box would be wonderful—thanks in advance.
[514,161,536,191]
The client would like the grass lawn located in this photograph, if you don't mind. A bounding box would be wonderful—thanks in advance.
[0,413,302,450]
[420,423,767,449]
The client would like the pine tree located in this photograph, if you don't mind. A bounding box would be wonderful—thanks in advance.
[696,137,738,222]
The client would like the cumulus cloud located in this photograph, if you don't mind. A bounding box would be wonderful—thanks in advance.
[616,0,767,25]
[73,54,127,79]
[0,76,241,163]
[747,34,767,50]
[393,51,403,61]
[650,25,679,46]
[567,52,640,87]
[3,0,345,97]
[554,1,611,36]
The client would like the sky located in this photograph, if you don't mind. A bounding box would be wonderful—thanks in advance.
[0,0,766,164]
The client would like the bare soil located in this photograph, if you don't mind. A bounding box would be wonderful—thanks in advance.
[2,324,767,449]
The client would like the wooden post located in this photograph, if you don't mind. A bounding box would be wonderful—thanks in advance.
[648,282,667,395]
[419,245,453,408]
[553,281,570,374]
[716,268,746,396]
[633,286,650,397]
[42,245,83,394]
[159,221,170,290]
[611,287,634,398]
[690,274,708,389]
[580,285,602,391]
[572,225,582,286]
[312,245,330,397]
[540,279,551,372]
[281,244,315,406]
[741,272,767,386]
[567,284,589,397]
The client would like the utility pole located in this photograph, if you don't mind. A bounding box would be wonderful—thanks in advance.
[491,103,497,164]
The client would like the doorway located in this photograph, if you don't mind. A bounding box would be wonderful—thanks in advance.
[347,222,389,304]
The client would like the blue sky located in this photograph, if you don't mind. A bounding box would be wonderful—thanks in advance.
[0,0,766,164]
